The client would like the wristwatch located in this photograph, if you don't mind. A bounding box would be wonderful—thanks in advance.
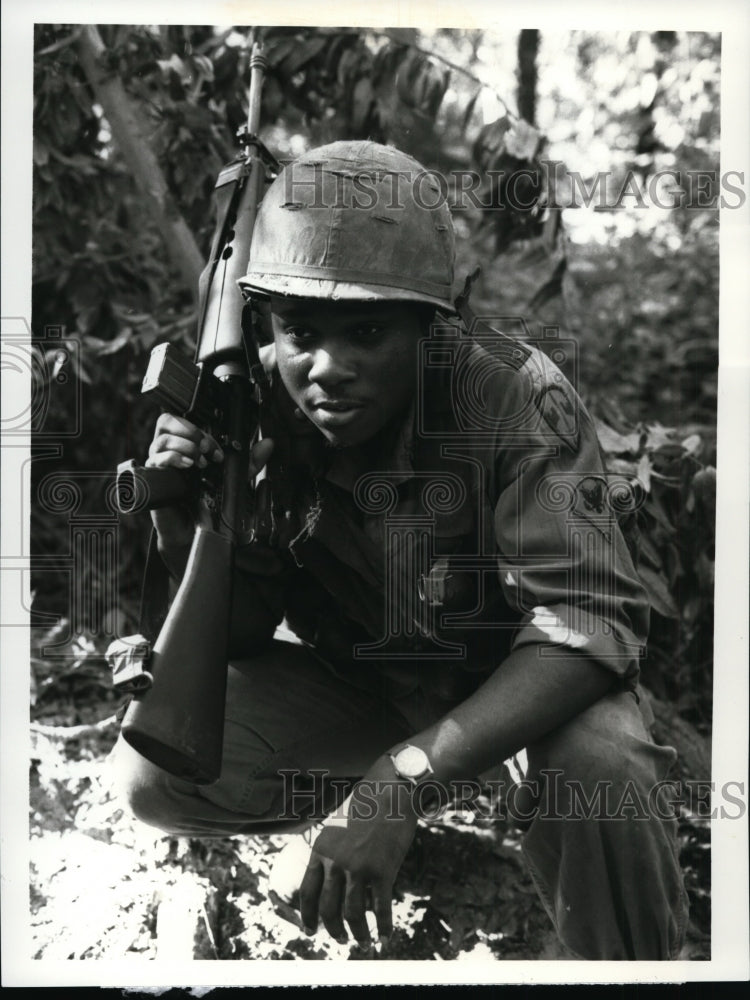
[388,744,434,786]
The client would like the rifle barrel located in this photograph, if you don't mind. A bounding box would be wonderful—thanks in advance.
[247,43,267,135]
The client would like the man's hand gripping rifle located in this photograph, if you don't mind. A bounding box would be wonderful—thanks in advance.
[108,45,278,785]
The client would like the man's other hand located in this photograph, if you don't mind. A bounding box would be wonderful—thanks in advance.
[299,756,420,948]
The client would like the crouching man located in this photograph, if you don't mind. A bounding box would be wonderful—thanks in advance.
[112,140,689,960]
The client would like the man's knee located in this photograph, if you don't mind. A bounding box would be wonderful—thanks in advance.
[107,735,331,835]
[536,690,676,785]
[525,690,680,826]
[108,736,195,833]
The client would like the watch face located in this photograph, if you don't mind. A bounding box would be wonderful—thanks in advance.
[394,745,431,780]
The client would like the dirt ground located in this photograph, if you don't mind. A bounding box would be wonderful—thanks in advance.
[28,651,711,966]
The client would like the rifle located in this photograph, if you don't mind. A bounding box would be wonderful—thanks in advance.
[108,44,278,785]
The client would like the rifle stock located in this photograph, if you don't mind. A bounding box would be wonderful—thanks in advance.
[122,527,233,783]
[113,43,275,785]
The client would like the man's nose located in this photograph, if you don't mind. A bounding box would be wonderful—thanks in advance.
[307,346,356,386]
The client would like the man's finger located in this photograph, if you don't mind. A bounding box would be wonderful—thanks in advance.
[370,879,393,944]
[298,855,325,934]
[152,415,223,460]
[343,874,371,947]
[148,433,200,463]
[154,413,204,442]
[317,860,347,943]
[145,450,195,470]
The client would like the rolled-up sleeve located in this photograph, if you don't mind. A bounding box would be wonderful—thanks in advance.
[487,346,649,685]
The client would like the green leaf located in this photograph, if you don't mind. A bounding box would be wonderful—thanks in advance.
[638,565,679,618]
[594,418,642,456]
[372,41,409,89]
[395,49,425,107]
[157,54,188,80]
[604,457,640,477]
[279,35,329,78]
[695,552,715,592]
[527,258,566,310]
[96,328,134,355]
[636,453,652,492]
[423,64,450,119]
[681,433,702,456]
[643,493,674,534]
[643,423,676,451]
[637,532,663,570]
[690,466,716,512]
[66,348,92,384]
[351,78,374,133]
[384,28,419,46]
[33,139,50,166]
[504,119,542,160]
[460,89,481,135]
[190,55,214,81]
[264,36,298,69]
[473,116,512,172]
[682,595,702,625]
[337,46,363,88]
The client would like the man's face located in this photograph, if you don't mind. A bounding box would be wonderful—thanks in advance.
[269,297,426,448]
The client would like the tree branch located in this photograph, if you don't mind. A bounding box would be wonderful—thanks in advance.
[376,29,515,119]
[31,716,119,741]
[77,25,205,299]
[36,27,83,58]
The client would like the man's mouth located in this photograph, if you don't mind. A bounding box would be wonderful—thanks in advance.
[313,399,366,413]
[310,399,367,429]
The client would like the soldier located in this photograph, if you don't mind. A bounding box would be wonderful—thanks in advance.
[113,141,688,959]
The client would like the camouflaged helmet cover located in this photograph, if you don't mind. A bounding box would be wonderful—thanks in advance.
[239,140,456,310]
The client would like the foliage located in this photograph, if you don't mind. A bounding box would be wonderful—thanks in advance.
[596,421,715,727]
[30,25,718,732]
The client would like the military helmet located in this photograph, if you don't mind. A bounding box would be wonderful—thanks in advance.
[239,140,456,310]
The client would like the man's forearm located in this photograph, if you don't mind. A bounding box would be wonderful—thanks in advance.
[400,645,617,783]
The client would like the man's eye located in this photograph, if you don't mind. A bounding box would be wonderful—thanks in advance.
[351,325,382,338]
[285,326,315,344]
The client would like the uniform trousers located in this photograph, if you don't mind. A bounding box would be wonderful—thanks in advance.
[110,639,689,960]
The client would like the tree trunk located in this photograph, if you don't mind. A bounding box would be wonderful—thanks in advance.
[517,29,539,125]
[77,25,204,299]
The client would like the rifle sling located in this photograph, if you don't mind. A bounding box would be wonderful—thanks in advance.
[137,526,172,642]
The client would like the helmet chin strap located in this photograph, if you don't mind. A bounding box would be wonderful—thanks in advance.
[453,265,482,330]
[451,265,531,359]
